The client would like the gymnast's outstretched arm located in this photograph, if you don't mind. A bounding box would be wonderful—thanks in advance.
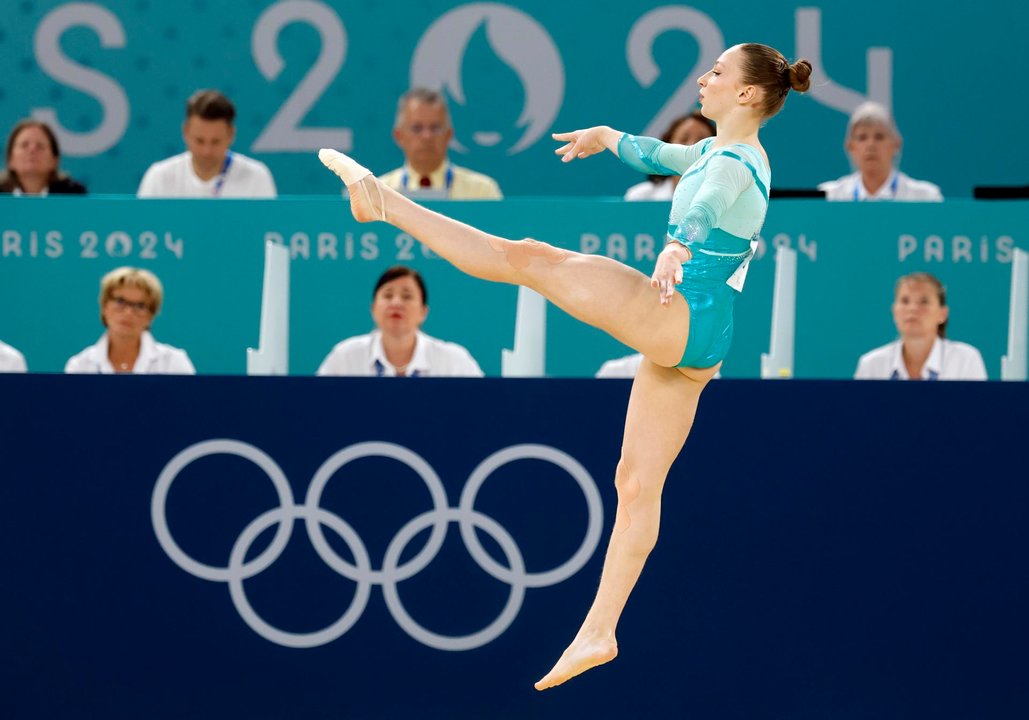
[551,126,709,177]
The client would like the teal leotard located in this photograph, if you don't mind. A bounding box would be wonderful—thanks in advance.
[618,134,770,368]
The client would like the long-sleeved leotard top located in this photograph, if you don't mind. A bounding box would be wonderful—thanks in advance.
[616,133,771,367]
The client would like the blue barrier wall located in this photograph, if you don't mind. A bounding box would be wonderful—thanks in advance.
[0,1,1022,197]
[1,375,1027,718]
[1,197,1026,378]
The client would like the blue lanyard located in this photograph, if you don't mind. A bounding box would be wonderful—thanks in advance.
[854,171,899,201]
[890,369,939,381]
[373,359,420,377]
[212,151,234,197]
[401,165,454,194]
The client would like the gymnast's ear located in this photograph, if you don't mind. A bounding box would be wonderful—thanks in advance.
[737,85,757,105]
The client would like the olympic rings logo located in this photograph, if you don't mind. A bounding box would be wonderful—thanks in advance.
[151,440,603,651]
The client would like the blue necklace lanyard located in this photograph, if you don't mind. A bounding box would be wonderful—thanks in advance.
[890,340,943,380]
[212,151,234,197]
[373,359,420,377]
[401,165,454,194]
[854,171,899,201]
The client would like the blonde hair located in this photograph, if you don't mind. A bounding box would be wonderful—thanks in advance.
[99,266,163,325]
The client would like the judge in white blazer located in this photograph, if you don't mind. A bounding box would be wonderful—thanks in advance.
[65,267,195,375]
[318,265,482,377]
[818,102,942,202]
[855,272,986,381]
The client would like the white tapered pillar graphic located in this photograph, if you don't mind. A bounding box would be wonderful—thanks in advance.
[246,240,290,376]
[501,287,546,377]
[761,245,797,379]
[1001,247,1028,381]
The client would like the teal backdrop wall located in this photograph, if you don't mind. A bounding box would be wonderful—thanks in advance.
[1,197,1025,378]
[0,1,1022,198]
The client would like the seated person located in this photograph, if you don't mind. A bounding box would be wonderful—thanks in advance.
[0,119,87,195]
[855,272,986,380]
[818,102,942,201]
[137,89,276,198]
[623,112,715,201]
[318,265,483,377]
[0,339,27,372]
[379,88,502,199]
[65,267,195,374]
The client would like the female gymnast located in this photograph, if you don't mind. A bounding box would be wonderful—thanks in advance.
[319,43,811,690]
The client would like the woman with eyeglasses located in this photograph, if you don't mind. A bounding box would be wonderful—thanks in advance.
[319,43,811,690]
[65,267,195,374]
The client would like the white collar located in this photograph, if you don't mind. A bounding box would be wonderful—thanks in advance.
[94,331,158,373]
[369,330,429,376]
[890,337,943,380]
[12,186,48,197]
[854,170,899,201]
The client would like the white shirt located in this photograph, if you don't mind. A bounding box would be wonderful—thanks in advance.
[0,340,27,372]
[317,330,483,377]
[854,337,987,380]
[65,332,196,374]
[818,170,943,202]
[137,151,277,198]
[623,179,675,201]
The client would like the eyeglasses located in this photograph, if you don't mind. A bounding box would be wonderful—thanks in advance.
[108,295,152,314]
[402,123,449,137]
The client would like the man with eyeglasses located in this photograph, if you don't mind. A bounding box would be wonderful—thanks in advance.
[380,88,502,200]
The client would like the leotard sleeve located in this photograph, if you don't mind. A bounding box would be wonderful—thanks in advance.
[617,133,711,176]
[667,154,755,247]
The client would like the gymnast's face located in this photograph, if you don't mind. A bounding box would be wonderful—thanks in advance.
[371,275,428,337]
[696,46,750,121]
[893,280,947,341]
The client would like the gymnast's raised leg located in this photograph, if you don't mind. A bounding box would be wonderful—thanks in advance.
[319,149,691,367]
[318,148,715,690]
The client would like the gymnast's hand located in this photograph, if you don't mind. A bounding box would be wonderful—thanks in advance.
[552,126,621,163]
[651,243,692,306]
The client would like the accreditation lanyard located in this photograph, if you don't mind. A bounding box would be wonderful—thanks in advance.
[372,359,421,377]
[211,152,234,197]
[854,171,899,201]
[889,341,942,380]
[401,165,454,195]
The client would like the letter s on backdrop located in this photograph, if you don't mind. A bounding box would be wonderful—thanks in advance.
[32,3,130,156]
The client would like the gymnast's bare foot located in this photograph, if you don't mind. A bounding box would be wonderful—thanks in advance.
[318,148,386,223]
[534,632,618,691]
